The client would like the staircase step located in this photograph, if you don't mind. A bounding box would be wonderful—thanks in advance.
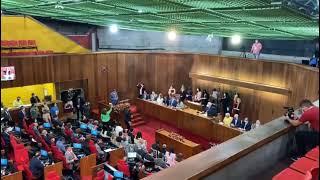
[132,113,141,118]
[131,120,147,127]
[132,117,143,123]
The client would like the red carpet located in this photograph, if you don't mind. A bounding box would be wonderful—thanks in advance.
[133,116,216,151]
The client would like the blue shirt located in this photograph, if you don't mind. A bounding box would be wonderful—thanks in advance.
[56,140,66,153]
[309,57,318,65]
[110,91,119,101]
[169,99,177,107]
[50,106,59,118]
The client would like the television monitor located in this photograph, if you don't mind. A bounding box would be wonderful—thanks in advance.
[113,171,124,178]
[91,129,98,136]
[43,123,51,128]
[1,159,8,166]
[14,126,21,132]
[73,143,82,149]
[40,150,48,157]
[80,123,87,129]
[1,66,15,81]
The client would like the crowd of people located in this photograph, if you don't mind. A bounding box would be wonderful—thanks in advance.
[1,91,183,179]
[136,83,261,132]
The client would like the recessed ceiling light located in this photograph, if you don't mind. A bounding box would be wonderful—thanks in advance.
[231,35,241,45]
[138,9,143,13]
[109,24,118,33]
[167,31,177,41]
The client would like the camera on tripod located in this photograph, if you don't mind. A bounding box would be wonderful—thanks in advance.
[283,106,295,120]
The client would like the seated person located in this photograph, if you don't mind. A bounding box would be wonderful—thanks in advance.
[65,146,79,170]
[309,54,318,67]
[56,137,66,153]
[154,153,167,169]
[168,85,176,97]
[222,113,233,127]
[176,98,185,109]
[206,102,218,117]
[168,96,178,108]
[165,148,177,167]
[193,88,202,102]
[114,132,124,148]
[156,94,164,105]
[175,153,184,162]
[41,130,51,145]
[240,117,252,131]
[230,114,242,128]
[150,91,158,101]
[13,96,23,108]
[143,153,158,172]
[1,158,16,176]
[163,96,169,106]
[251,120,261,129]
[124,135,138,154]
[142,91,150,100]
[29,151,44,179]
[186,87,193,101]
[109,89,119,106]
[32,123,41,137]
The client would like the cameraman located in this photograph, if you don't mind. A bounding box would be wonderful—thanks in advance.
[286,99,319,160]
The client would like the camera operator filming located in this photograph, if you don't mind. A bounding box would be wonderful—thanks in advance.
[285,99,319,160]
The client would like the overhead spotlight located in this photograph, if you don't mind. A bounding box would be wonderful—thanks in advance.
[231,34,241,45]
[167,31,177,41]
[206,34,213,42]
[109,24,118,33]
[138,9,143,13]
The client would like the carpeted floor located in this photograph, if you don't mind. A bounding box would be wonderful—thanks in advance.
[133,116,215,151]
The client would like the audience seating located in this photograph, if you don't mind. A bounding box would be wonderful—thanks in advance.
[46,171,60,180]
[290,157,318,174]
[117,159,130,177]
[273,147,319,180]
[305,146,319,161]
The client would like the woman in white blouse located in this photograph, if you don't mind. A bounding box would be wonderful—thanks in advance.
[157,93,164,105]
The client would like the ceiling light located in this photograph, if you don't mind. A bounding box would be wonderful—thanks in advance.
[231,34,241,45]
[167,31,177,41]
[109,24,118,33]
[138,9,143,13]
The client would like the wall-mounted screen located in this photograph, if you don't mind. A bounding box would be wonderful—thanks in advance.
[1,66,16,81]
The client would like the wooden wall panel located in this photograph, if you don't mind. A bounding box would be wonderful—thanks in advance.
[1,52,317,123]
[190,55,318,124]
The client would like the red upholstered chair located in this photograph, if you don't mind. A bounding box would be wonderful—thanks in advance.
[94,169,105,180]
[305,167,319,180]
[272,168,306,180]
[290,157,319,174]
[50,145,68,169]
[305,146,319,161]
[14,148,29,165]
[117,160,130,177]
[46,171,60,180]
[89,140,98,154]
[107,174,113,180]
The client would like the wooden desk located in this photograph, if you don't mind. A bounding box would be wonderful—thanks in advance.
[155,129,201,158]
[184,100,203,111]
[80,154,96,178]
[134,98,241,143]
[1,171,22,180]
[109,147,125,167]
[44,162,63,178]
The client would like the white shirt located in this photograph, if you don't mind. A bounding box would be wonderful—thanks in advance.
[115,126,123,136]
[157,97,164,105]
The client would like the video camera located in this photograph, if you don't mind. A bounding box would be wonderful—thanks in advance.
[283,106,295,120]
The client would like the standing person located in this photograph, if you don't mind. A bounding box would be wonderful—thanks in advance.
[101,103,113,127]
[179,84,187,102]
[232,93,241,115]
[221,93,231,115]
[82,102,91,119]
[30,93,40,104]
[29,151,44,179]
[13,96,23,108]
[63,99,74,119]
[194,88,202,102]
[201,89,210,111]
[250,39,263,59]
[75,95,84,121]
[124,107,132,129]
[30,103,40,122]
[240,45,246,58]
[109,89,119,106]
[168,85,176,97]
[186,87,193,101]
[136,82,145,99]
[17,106,26,128]
[211,88,219,102]
[42,103,51,123]
[286,99,319,160]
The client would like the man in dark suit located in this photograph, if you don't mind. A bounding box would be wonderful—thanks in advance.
[17,106,26,129]
[29,151,44,179]
[231,114,242,128]
[30,93,41,104]
[241,117,251,131]
[124,107,132,129]
[206,102,218,117]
